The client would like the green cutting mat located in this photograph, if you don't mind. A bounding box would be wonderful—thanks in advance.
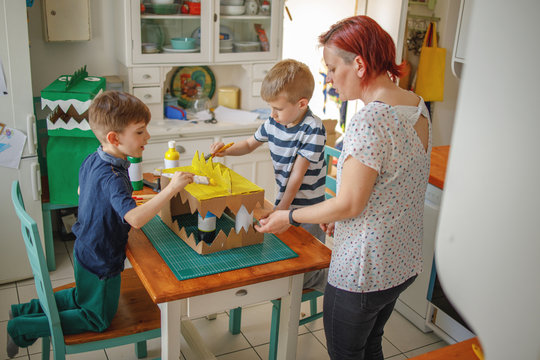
[141,216,298,281]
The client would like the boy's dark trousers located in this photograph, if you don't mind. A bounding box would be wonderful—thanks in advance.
[7,256,121,347]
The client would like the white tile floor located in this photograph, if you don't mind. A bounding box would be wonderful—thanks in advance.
[1,238,447,360]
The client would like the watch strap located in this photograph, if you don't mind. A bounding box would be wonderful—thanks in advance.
[289,208,301,227]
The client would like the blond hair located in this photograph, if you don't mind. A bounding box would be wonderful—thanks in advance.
[260,59,315,103]
[88,91,151,143]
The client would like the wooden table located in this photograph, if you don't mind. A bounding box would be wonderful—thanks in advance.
[126,200,331,359]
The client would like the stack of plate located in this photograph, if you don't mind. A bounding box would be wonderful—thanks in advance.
[220,38,233,53]
[142,42,160,54]
[220,5,245,15]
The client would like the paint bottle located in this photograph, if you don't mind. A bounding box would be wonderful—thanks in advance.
[164,140,180,169]
[127,156,143,191]
[198,211,216,245]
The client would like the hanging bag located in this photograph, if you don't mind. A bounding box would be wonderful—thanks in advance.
[415,21,446,102]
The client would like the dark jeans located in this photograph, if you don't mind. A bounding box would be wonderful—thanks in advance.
[323,276,416,360]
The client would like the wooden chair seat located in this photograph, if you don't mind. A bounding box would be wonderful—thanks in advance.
[54,268,161,346]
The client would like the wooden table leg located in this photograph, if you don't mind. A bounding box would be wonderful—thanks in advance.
[159,300,182,360]
[277,273,304,359]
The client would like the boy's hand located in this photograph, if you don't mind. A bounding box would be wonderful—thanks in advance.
[320,222,335,237]
[209,142,226,157]
[169,171,194,192]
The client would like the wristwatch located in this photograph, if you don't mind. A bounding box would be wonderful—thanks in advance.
[289,208,301,227]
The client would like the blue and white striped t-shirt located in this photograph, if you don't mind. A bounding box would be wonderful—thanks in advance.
[254,109,327,208]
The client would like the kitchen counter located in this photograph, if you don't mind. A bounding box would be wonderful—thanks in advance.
[429,146,450,190]
[147,119,264,140]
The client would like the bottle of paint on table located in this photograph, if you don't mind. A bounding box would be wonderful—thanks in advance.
[164,140,180,169]
[198,211,216,245]
[127,156,143,190]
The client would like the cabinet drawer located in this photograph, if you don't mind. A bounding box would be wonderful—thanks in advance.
[133,87,161,104]
[132,67,160,84]
[187,277,289,318]
[253,63,273,80]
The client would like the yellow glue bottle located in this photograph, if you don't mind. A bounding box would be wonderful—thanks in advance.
[164,140,180,169]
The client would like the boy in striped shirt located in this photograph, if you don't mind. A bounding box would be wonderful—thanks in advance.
[210,59,327,291]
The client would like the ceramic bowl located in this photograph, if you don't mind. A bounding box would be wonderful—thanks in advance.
[221,0,244,5]
[233,41,261,52]
[170,37,196,50]
[220,5,246,15]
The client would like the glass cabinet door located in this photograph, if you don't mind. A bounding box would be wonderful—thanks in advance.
[132,0,212,64]
[214,0,282,63]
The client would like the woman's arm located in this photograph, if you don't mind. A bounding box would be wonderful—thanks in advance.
[255,155,378,233]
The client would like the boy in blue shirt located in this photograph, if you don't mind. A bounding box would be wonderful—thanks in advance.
[7,91,193,357]
[210,59,327,291]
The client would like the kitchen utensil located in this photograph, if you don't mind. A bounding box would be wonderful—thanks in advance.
[162,45,199,53]
[233,41,260,52]
[221,0,244,5]
[170,37,196,50]
[170,66,216,108]
[220,5,245,15]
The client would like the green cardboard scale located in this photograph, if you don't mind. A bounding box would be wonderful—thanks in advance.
[41,67,104,205]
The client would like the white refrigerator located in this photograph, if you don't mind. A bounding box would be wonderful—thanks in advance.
[0,0,45,284]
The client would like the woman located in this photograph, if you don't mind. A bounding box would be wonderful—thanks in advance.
[255,15,431,360]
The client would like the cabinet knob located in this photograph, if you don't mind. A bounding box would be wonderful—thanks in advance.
[214,13,218,22]
[176,145,186,154]
[142,74,151,79]
[50,10,56,16]
[143,94,152,99]
[235,289,248,297]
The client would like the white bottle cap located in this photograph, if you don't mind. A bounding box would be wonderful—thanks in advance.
[168,140,176,149]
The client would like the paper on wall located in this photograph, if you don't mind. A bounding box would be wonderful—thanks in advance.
[0,125,27,169]
[214,106,259,124]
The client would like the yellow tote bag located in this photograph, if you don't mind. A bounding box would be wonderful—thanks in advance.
[415,22,446,102]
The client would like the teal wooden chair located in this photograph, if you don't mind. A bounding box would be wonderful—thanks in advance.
[229,145,341,359]
[10,180,161,360]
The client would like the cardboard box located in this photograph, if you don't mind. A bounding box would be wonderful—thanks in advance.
[41,67,105,137]
[322,119,341,147]
[40,67,104,204]
[159,153,265,254]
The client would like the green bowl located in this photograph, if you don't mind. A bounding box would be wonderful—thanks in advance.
[152,3,178,15]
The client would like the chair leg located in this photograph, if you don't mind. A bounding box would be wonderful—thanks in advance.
[310,298,318,316]
[135,341,147,359]
[268,299,281,360]
[41,336,51,360]
[228,307,242,335]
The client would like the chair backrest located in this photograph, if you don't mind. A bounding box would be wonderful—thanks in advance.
[324,145,341,199]
[11,181,67,355]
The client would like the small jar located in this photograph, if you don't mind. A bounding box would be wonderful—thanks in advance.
[127,156,143,190]
[198,211,216,245]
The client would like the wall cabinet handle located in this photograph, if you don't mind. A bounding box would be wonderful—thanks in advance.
[143,74,151,79]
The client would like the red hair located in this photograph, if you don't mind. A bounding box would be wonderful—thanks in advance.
[319,15,407,83]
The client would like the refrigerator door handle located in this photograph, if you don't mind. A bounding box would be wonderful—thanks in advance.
[31,162,41,201]
[26,113,37,156]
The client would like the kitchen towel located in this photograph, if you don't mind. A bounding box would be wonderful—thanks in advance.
[415,21,446,102]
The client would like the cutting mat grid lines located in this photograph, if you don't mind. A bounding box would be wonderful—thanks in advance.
[141,216,298,281]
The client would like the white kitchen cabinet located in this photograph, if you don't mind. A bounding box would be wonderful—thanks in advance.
[113,0,283,121]
[114,0,283,66]
[41,0,91,42]
[451,0,472,78]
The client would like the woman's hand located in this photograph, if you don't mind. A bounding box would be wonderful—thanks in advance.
[255,210,290,234]
[320,222,335,237]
